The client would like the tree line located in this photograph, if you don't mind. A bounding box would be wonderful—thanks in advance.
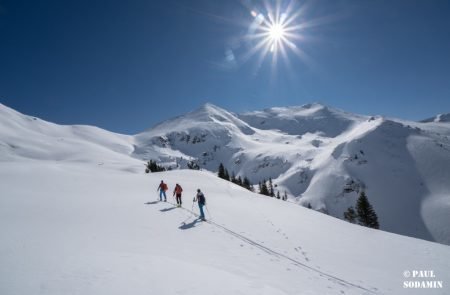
[218,163,253,191]
[218,163,288,200]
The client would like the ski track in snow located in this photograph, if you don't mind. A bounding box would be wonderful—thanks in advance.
[158,200,379,294]
[2,163,450,295]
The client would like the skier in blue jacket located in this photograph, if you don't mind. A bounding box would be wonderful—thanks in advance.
[194,189,206,221]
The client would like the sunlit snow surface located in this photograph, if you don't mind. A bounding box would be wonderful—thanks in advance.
[1,163,449,295]
[1,102,450,294]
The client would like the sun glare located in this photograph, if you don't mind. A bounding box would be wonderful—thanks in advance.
[269,23,285,41]
[267,22,286,52]
[243,0,309,70]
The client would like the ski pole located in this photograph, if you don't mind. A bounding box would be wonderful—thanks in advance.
[205,205,211,219]
[191,197,195,212]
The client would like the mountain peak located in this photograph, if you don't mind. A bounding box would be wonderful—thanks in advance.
[258,103,352,119]
[140,102,254,136]
[200,102,221,110]
[301,102,327,109]
[239,102,364,137]
[195,102,229,116]
[421,113,450,123]
[259,102,327,114]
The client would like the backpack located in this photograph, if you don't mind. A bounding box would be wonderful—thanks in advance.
[197,192,206,205]
[163,183,168,191]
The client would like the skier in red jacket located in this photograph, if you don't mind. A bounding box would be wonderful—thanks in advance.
[173,183,183,207]
[157,180,168,202]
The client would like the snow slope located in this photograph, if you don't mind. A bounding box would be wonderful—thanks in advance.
[1,102,450,294]
[0,103,140,171]
[1,102,450,246]
[1,162,449,295]
[134,103,450,245]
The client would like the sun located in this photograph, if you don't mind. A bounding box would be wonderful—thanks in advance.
[243,0,309,70]
[267,22,286,52]
[269,23,285,42]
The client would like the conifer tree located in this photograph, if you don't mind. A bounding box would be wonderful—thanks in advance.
[356,192,379,229]
[187,160,200,170]
[276,191,281,199]
[260,179,270,196]
[237,176,243,186]
[224,169,230,181]
[231,171,237,184]
[243,177,252,191]
[145,160,152,173]
[145,160,165,173]
[218,163,226,179]
[268,178,275,197]
[344,206,357,223]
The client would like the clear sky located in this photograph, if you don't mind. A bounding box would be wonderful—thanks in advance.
[1,0,449,134]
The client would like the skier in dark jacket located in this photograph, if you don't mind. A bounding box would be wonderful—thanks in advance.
[194,189,206,221]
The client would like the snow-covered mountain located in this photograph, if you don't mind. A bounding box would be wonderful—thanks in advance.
[421,113,450,123]
[1,102,450,294]
[133,103,450,246]
[0,103,137,168]
[1,102,450,246]
[238,103,365,137]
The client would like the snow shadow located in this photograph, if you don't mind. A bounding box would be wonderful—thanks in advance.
[178,219,200,230]
[144,201,159,205]
[160,207,176,212]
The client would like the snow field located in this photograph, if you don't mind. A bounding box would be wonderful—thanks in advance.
[1,162,449,295]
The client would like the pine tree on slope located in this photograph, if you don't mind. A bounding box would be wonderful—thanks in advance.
[218,163,226,179]
[268,178,275,197]
[231,171,237,184]
[224,169,230,181]
[237,176,243,186]
[356,192,379,229]
[260,179,270,196]
[243,177,253,191]
[344,206,357,223]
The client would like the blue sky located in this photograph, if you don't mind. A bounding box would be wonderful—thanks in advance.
[1,0,449,134]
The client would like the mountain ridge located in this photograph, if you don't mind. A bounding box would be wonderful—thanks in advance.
[421,113,450,123]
